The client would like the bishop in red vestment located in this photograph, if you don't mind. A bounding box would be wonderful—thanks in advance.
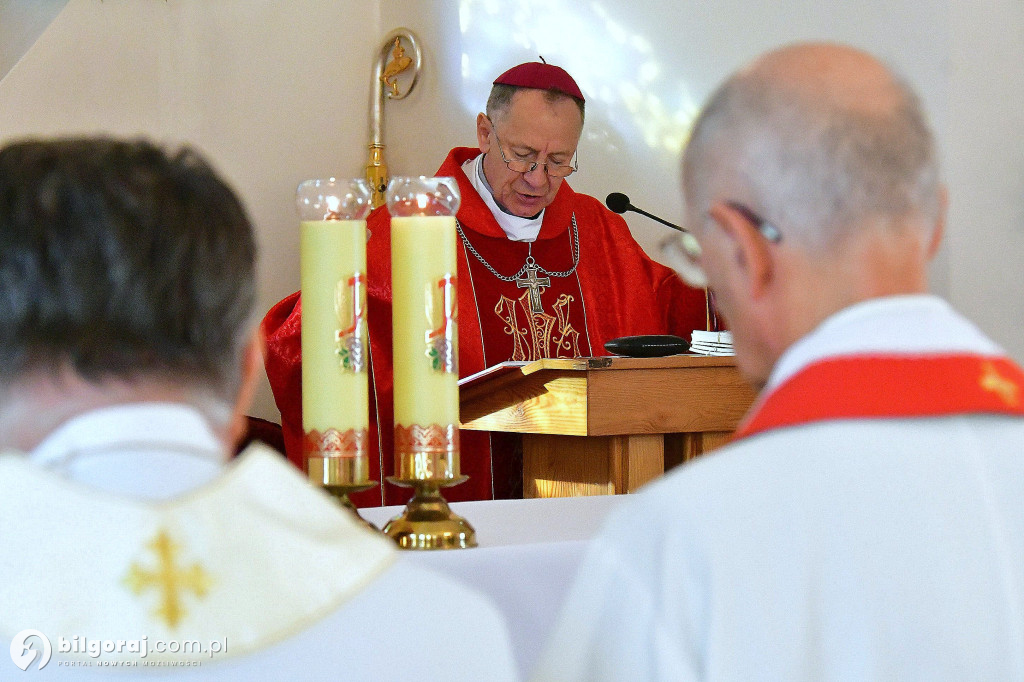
[263,63,706,506]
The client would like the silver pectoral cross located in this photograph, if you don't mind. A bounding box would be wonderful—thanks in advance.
[516,257,551,314]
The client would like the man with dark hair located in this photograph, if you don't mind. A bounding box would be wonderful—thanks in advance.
[263,62,707,505]
[534,43,1024,681]
[0,138,515,678]
[0,138,259,477]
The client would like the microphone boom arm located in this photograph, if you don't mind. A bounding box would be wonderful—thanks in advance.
[630,206,683,232]
[605,192,685,231]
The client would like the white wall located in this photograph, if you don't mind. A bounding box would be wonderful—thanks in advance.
[946,0,1024,360]
[2,0,1023,424]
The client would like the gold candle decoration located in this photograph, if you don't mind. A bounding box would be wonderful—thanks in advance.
[383,176,476,549]
[297,178,378,515]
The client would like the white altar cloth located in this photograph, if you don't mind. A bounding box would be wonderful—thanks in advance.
[361,494,624,677]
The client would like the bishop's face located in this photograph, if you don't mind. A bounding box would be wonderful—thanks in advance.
[476,89,582,218]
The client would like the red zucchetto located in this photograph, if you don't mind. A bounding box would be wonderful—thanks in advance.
[492,60,585,102]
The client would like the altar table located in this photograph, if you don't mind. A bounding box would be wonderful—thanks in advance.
[360,494,625,677]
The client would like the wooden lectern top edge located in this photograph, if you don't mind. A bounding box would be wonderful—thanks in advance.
[459,355,742,395]
[522,354,738,374]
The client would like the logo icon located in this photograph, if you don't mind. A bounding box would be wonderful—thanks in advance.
[10,629,51,671]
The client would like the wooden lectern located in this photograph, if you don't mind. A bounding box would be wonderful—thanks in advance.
[459,355,758,498]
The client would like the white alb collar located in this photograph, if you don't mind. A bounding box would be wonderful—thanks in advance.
[766,294,1005,391]
[29,402,226,499]
[464,153,543,242]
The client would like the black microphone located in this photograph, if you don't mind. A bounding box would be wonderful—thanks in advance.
[605,192,684,232]
[602,193,694,357]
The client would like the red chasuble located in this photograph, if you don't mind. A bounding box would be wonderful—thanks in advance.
[262,147,706,506]
[734,354,1024,441]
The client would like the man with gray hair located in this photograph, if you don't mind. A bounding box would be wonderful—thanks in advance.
[533,43,1024,681]
[0,138,516,679]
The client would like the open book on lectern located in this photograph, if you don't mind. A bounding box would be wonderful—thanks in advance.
[457,361,530,390]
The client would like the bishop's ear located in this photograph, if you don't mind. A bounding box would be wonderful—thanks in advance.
[476,113,492,152]
[706,200,774,301]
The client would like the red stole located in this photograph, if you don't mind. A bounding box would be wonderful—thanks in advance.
[459,219,593,365]
[734,354,1024,441]
[450,165,595,499]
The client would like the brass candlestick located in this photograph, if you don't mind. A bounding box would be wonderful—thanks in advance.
[308,455,379,531]
[383,432,476,549]
[383,479,476,549]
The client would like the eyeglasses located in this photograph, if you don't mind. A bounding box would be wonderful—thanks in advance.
[658,202,783,289]
[490,127,578,178]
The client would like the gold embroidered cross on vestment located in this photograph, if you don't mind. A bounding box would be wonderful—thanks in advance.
[980,360,1020,407]
[123,529,212,629]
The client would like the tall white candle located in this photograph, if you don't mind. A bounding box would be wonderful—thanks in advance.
[386,177,462,481]
[297,178,373,485]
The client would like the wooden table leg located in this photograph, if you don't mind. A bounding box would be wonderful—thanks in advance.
[665,431,734,473]
[610,434,664,493]
[522,433,665,497]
